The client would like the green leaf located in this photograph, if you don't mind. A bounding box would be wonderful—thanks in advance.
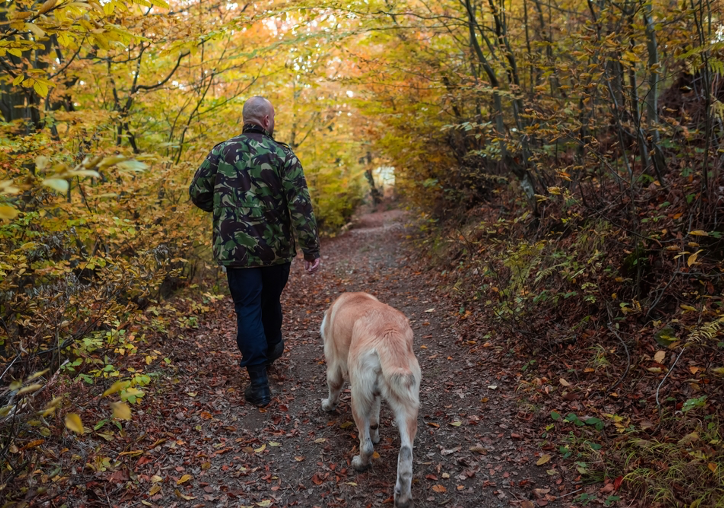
[550,411,561,421]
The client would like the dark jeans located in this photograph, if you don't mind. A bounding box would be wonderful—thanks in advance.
[226,262,291,369]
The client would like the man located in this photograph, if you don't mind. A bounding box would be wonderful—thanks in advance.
[189,96,321,407]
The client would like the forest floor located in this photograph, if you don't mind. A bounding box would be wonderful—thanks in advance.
[35,210,608,508]
[115,209,587,508]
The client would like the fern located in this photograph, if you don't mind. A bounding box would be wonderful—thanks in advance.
[687,318,724,343]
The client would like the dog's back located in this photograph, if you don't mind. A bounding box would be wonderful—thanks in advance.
[321,292,420,508]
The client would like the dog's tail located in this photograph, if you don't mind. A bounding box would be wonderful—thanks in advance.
[378,336,420,407]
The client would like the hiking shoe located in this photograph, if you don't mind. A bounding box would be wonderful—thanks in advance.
[245,366,271,407]
[266,340,285,366]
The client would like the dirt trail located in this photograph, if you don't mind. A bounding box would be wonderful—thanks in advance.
[126,210,569,508]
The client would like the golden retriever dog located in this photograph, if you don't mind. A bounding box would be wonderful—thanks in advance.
[320,292,421,508]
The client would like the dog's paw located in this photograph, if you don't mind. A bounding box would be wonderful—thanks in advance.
[321,398,336,412]
[371,430,381,444]
[351,455,371,472]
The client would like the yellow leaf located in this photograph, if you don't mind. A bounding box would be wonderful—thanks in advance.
[708,462,717,472]
[16,383,43,395]
[449,421,462,427]
[268,441,281,447]
[340,421,354,429]
[314,438,326,443]
[689,230,709,236]
[254,444,266,453]
[174,489,195,500]
[176,474,192,485]
[25,22,45,38]
[654,351,666,363]
[103,380,130,396]
[12,74,24,86]
[148,484,161,495]
[687,250,702,267]
[33,80,49,97]
[681,304,697,312]
[536,454,551,466]
[559,378,570,387]
[372,451,380,459]
[38,0,57,14]
[64,413,84,434]
[0,205,19,220]
[294,456,304,461]
[42,178,69,193]
[151,475,163,483]
[111,401,131,420]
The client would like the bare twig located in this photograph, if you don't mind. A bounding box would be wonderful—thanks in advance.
[656,347,685,407]
[605,303,631,393]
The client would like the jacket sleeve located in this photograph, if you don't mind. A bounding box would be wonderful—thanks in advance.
[189,147,220,212]
[281,152,320,261]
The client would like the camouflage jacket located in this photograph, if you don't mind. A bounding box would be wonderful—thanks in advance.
[189,124,320,268]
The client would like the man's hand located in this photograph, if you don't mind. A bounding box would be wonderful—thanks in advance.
[304,258,321,274]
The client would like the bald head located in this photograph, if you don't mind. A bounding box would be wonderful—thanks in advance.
[243,96,275,135]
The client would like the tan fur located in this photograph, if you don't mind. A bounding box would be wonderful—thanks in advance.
[320,292,421,508]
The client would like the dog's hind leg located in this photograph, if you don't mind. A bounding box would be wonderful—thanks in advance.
[350,387,374,471]
[369,395,381,444]
[393,406,418,508]
[322,364,343,412]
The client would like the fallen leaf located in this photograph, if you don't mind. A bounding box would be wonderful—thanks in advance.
[64,413,84,434]
[533,487,551,498]
[257,501,272,507]
[449,421,462,427]
[118,450,143,457]
[372,451,381,459]
[487,385,498,390]
[559,378,570,387]
[268,441,281,447]
[311,473,324,485]
[340,421,354,429]
[432,484,446,493]
[687,250,702,266]
[176,474,192,485]
[174,489,195,500]
[149,484,161,495]
[111,401,131,420]
[689,230,709,236]
[678,432,699,446]
[254,444,266,453]
[708,463,717,472]
[654,351,666,363]
[536,454,552,466]
[424,308,435,313]
[469,444,487,455]
[294,456,305,461]
[314,438,326,443]
[426,422,440,428]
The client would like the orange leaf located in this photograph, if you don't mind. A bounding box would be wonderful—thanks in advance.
[432,484,446,493]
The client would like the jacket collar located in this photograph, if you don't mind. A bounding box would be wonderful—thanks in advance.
[242,123,270,136]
